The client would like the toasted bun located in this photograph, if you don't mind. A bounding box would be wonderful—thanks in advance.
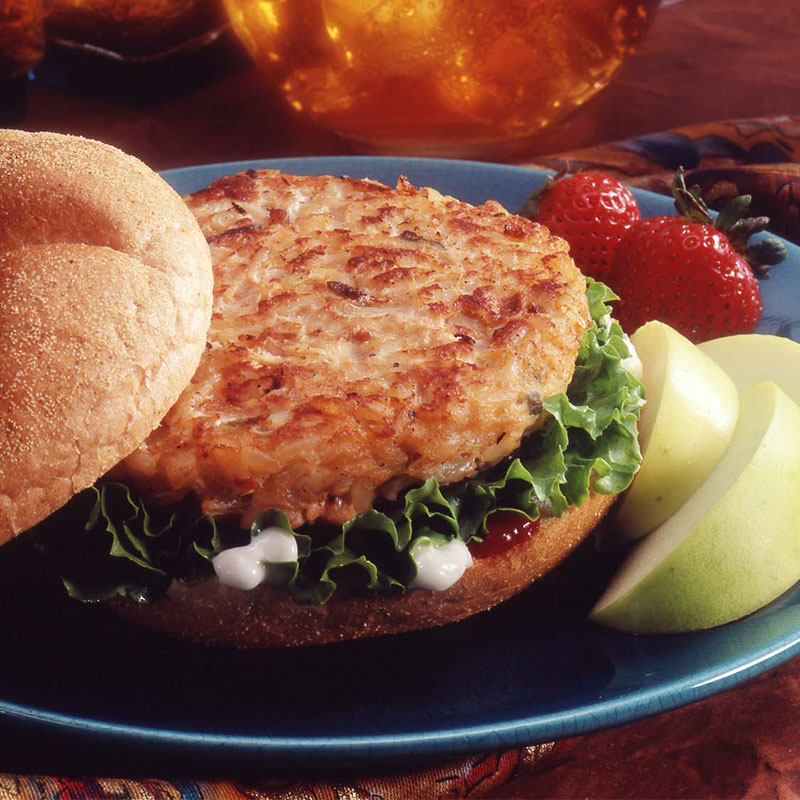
[113,491,616,648]
[0,131,213,543]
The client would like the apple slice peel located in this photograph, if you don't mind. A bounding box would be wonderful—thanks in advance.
[592,380,800,634]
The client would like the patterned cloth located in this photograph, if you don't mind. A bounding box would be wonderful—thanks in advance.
[523,115,800,245]
[2,115,799,800]
[0,746,553,799]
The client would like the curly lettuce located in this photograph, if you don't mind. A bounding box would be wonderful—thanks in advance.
[31,279,644,606]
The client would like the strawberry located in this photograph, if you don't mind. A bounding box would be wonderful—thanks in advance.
[612,169,788,343]
[518,171,641,284]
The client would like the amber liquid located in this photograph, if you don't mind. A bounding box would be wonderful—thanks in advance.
[224,0,659,155]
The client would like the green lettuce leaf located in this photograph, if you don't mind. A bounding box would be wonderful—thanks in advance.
[32,279,644,605]
[32,483,221,603]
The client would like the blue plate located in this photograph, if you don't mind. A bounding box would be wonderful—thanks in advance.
[2,156,800,767]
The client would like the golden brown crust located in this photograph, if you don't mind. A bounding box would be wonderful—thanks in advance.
[0,131,213,542]
[113,491,617,648]
[117,170,590,529]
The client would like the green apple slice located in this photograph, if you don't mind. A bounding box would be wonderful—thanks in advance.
[700,334,800,404]
[591,380,800,634]
[614,320,739,541]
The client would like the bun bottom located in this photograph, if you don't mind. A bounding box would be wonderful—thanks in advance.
[113,492,617,648]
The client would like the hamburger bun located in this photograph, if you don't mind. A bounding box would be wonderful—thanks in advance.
[0,148,642,650]
[114,490,616,648]
[0,131,213,542]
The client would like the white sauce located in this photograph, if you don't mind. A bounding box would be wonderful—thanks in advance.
[212,527,298,591]
[408,537,473,591]
[214,528,474,594]
[621,335,643,381]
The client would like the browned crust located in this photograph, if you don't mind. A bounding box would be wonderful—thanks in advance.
[118,169,590,529]
[0,131,213,542]
[113,491,617,648]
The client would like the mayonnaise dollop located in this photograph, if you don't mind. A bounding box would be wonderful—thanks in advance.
[408,537,473,591]
[212,527,298,591]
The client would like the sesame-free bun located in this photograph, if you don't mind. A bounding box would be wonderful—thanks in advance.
[114,490,616,648]
[0,131,213,542]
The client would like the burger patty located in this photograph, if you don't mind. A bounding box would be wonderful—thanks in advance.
[117,170,590,528]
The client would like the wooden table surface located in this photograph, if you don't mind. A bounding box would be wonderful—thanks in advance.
[11,0,800,797]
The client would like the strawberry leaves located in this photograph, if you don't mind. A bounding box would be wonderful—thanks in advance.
[671,167,787,277]
[609,168,789,342]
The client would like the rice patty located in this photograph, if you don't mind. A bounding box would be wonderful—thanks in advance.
[117,170,590,527]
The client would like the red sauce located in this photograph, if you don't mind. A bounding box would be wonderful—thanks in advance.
[469,511,540,559]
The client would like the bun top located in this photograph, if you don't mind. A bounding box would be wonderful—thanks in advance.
[0,131,213,543]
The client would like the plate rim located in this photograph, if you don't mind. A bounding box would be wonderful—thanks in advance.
[3,626,800,759]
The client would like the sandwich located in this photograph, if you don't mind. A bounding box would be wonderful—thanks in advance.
[0,133,644,647]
